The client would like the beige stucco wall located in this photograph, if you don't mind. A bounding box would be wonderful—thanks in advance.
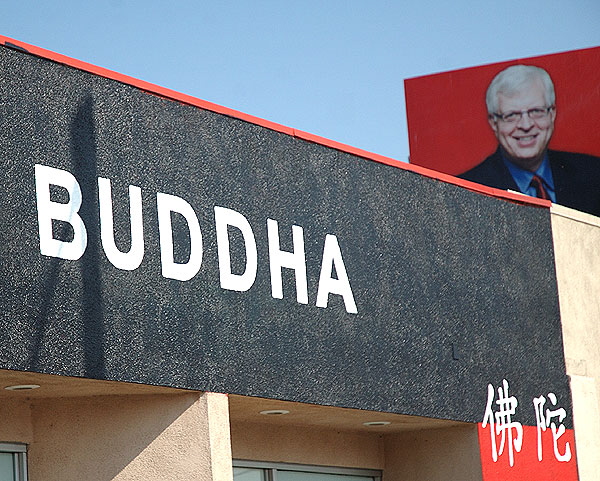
[31,391,233,481]
[231,421,483,480]
[0,390,232,481]
[383,425,482,481]
[551,205,600,481]
[0,398,33,444]
[231,421,384,469]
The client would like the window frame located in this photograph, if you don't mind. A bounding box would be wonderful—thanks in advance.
[0,442,28,481]
[233,459,382,481]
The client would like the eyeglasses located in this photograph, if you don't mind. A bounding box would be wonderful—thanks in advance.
[492,107,554,123]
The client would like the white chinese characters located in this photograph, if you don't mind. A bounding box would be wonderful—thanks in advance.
[482,379,572,467]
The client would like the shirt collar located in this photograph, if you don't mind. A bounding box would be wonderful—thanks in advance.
[501,151,555,196]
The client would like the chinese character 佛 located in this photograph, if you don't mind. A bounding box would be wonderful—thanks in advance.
[482,379,523,467]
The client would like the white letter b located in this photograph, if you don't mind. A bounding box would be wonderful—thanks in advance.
[35,164,87,260]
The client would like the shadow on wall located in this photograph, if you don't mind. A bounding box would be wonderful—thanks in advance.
[29,393,204,481]
[29,94,107,379]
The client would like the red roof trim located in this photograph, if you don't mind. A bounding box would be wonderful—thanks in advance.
[0,34,550,211]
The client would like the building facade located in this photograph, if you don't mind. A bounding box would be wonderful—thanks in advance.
[0,36,597,481]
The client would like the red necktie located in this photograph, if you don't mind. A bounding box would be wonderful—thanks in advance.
[530,175,549,200]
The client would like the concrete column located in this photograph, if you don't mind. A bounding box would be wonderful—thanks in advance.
[551,205,600,481]
[203,392,234,481]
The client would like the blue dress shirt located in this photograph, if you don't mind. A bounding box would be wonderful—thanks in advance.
[502,154,556,203]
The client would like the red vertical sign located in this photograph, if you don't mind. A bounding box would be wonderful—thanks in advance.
[478,424,578,480]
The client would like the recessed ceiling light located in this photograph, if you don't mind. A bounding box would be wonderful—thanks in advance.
[363,421,391,426]
[5,384,40,391]
[259,409,290,415]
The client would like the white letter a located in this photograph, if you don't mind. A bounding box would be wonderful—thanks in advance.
[316,234,357,314]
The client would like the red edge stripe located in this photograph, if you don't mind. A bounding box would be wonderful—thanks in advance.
[0,34,551,211]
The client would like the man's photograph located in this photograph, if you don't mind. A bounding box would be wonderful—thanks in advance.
[459,65,600,217]
[405,47,600,218]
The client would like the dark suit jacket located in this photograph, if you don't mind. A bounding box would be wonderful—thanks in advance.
[459,148,600,218]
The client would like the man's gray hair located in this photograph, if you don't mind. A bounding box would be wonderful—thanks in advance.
[486,65,555,115]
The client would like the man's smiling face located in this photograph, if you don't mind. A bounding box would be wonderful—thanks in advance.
[489,79,556,172]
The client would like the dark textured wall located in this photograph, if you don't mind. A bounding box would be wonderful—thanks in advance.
[0,44,570,426]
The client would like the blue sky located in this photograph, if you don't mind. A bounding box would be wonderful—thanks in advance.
[2,1,599,161]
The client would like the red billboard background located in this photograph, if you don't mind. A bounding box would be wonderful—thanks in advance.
[405,46,600,176]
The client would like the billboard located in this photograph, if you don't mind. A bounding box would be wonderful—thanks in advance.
[406,46,600,218]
